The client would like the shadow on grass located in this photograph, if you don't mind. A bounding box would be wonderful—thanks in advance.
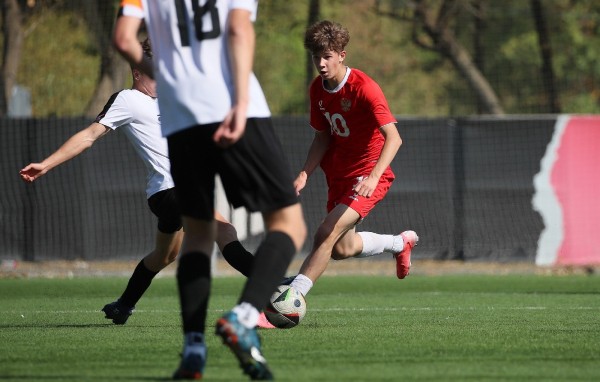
[0,375,172,381]
[0,323,179,329]
[0,323,125,329]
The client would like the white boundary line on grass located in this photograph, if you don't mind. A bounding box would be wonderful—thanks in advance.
[3,306,600,315]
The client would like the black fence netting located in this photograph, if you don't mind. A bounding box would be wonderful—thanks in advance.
[1,116,150,261]
[0,115,558,263]
[3,0,596,264]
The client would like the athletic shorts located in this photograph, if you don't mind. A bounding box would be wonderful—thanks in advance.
[327,172,394,219]
[167,118,299,220]
[147,188,182,234]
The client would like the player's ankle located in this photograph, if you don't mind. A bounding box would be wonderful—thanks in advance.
[290,274,313,296]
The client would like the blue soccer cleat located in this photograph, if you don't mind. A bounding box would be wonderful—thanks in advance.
[215,311,273,380]
[172,351,206,380]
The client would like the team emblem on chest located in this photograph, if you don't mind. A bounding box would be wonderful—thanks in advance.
[340,98,352,112]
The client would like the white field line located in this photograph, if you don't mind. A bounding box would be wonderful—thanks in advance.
[2,306,600,315]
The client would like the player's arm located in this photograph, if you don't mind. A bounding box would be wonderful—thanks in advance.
[113,14,152,77]
[213,8,254,147]
[294,130,331,194]
[19,122,110,183]
[354,122,402,197]
[228,8,254,112]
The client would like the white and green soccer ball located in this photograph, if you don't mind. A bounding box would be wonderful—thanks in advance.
[264,285,307,329]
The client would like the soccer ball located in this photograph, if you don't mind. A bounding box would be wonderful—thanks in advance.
[264,285,306,329]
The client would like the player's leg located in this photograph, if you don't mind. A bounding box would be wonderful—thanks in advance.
[217,117,305,315]
[217,204,304,378]
[336,173,419,279]
[289,205,360,296]
[215,210,254,277]
[173,216,215,380]
[235,203,305,312]
[215,117,304,379]
[102,188,183,325]
[255,204,307,330]
[355,229,418,279]
[330,225,362,260]
[330,225,417,264]
[101,229,183,324]
[168,125,219,380]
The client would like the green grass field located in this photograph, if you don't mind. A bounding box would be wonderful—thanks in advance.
[1,274,599,381]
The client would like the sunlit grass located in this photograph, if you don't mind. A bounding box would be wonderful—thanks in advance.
[1,274,599,381]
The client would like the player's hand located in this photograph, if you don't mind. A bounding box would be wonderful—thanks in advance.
[213,107,247,148]
[19,163,46,183]
[353,175,378,198]
[294,171,308,196]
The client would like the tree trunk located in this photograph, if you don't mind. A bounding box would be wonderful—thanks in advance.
[473,0,486,114]
[414,0,504,115]
[0,0,24,117]
[305,0,320,110]
[531,0,560,113]
[80,1,129,118]
[440,28,504,115]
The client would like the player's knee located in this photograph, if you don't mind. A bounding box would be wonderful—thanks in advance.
[144,249,176,272]
[152,253,177,270]
[331,243,353,260]
[216,221,238,248]
[165,248,179,265]
[331,251,344,260]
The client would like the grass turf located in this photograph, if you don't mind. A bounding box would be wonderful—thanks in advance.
[0,274,599,381]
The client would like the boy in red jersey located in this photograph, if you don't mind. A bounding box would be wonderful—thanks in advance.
[287,20,418,298]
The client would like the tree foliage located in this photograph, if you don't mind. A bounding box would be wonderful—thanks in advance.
[2,0,599,117]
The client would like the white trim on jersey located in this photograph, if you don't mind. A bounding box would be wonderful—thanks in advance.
[121,4,144,19]
[323,67,352,94]
[97,89,175,198]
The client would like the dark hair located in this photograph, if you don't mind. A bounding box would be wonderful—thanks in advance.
[141,38,152,58]
[130,38,153,73]
[304,20,350,55]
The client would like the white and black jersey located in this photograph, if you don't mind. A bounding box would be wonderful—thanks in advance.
[95,89,174,198]
[134,0,271,137]
[121,0,299,218]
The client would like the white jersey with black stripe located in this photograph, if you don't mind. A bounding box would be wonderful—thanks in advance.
[139,0,271,137]
[96,89,174,198]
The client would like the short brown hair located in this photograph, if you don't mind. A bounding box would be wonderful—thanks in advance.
[304,20,350,56]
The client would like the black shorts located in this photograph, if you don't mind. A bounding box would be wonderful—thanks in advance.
[167,118,298,220]
[147,188,182,234]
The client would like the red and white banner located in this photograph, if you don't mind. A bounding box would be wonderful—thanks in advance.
[533,115,600,266]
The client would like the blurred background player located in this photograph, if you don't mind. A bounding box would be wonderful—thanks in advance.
[19,39,256,326]
[287,20,418,299]
[113,0,306,380]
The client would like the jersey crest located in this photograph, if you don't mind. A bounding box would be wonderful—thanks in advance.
[340,98,352,112]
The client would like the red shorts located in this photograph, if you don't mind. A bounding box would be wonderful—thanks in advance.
[326,172,394,218]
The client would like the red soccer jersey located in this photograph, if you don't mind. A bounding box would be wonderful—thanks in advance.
[309,68,397,181]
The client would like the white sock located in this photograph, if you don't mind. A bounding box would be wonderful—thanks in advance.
[290,274,313,296]
[391,234,405,253]
[356,232,403,258]
[183,332,206,357]
[232,302,260,329]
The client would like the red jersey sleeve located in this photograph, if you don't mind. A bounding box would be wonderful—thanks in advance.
[361,77,396,127]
